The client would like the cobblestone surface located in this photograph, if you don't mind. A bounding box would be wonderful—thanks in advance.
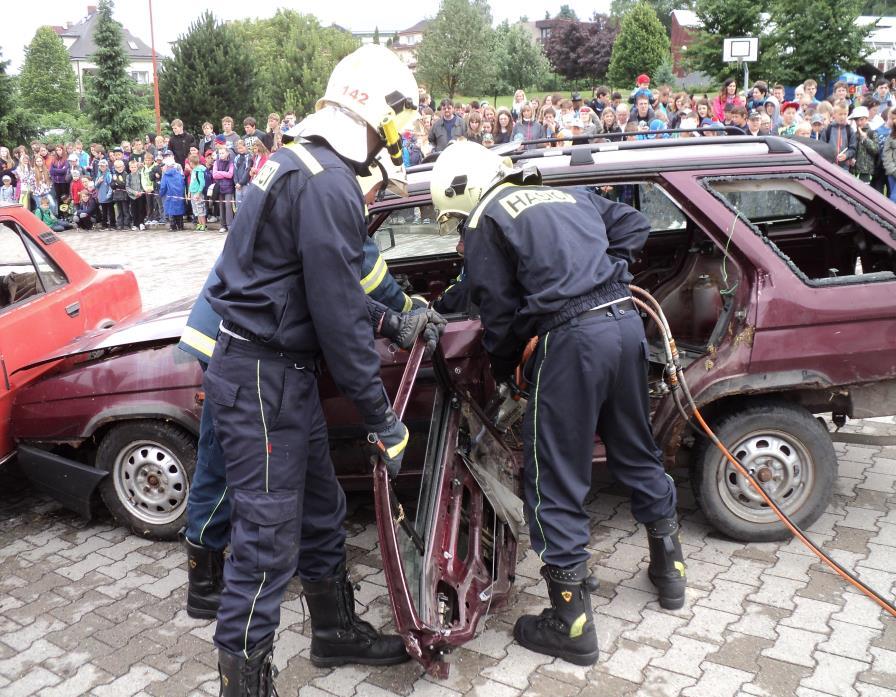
[0,229,894,696]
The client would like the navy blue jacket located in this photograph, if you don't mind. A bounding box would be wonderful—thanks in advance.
[206,141,389,422]
[464,183,648,377]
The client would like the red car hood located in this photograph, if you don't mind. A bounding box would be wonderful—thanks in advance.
[14,297,192,375]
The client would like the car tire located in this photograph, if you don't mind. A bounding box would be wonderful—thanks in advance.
[690,401,836,542]
[97,421,197,540]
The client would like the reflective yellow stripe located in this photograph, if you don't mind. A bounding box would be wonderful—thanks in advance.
[244,572,266,659]
[256,361,270,493]
[569,612,587,639]
[285,142,323,176]
[532,332,550,561]
[466,182,518,230]
[180,326,217,358]
[385,428,409,459]
[401,294,413,312]
[199,486,227,545]
[360,255,388,294]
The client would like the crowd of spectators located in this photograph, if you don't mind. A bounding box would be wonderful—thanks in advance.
[0,112,292,232]
[411,74,896,201]
[3,75,896,233]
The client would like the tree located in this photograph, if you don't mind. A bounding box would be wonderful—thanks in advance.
[373,26,380,45]
[230,10,358,119]
[607,3,670,87]
[158,11,256,134]
[556,5,579,20]
[610,0,694,32]
[19,26,78,114]
[686,0,771,83]
[544,15,619,85]
[652,52,676,86]
[0,47,36,145]
[770,0,871,86]
[483,21,551,99]
[415,0,494,99]
[84,0,147,143]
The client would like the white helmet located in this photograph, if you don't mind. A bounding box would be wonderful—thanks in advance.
[357,148,408,199]
[288,44,418,166]
[430,141,515,235]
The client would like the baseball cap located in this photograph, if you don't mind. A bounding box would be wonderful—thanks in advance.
[67,153,78,161]
[810,114,825,125]
[636,74,650,85]
[571,92,582,101]
[113,146,123,152]
[781,101,800,112]
[748,110,761,119]
[2,175,10,182]
[848,106,870,119]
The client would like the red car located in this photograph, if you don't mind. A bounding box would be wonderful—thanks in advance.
[0,203,141,464]
[11,135,896,675]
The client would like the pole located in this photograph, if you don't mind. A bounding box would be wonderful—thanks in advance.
[148,0,162,137]
[744,61,750,95]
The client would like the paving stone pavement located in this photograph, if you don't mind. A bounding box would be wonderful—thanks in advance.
[0,230,894,696]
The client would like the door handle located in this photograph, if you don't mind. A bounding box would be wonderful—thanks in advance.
[65,302,80,317]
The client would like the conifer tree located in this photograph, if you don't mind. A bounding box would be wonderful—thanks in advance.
[159,11,256,134]
[84,0,145,143]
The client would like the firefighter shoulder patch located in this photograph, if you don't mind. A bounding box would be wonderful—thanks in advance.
[252,160,280,192]
[498,188,576,219]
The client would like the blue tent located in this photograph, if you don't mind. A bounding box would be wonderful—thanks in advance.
[838,72,866,87]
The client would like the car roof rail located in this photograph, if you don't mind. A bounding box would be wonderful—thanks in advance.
[408,131,800,174]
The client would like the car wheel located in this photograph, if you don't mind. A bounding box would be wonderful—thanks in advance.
[97,421,197,540]
[690,401,836,542]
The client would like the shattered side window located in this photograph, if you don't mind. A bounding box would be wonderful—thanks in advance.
[703,176,896,286]
[590,182,687,232]
[374,205,459,260]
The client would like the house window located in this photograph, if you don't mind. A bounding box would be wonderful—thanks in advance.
[127,40,138,50]
[130,71,149,84]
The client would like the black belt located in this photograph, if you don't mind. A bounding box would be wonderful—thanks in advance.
[576,298,636,321]
[220,321,317,366]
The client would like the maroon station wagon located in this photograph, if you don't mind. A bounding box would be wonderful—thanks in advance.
[10,135,896,675]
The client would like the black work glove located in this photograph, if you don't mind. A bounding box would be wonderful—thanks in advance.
[366,408,409,478]
[380,308,447,356]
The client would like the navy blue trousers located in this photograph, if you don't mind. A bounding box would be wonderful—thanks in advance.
[185,365,230,551]
[206,334,346,657]
[522,303,676,568]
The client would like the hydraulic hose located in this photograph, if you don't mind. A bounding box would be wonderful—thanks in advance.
[629,285,896,619]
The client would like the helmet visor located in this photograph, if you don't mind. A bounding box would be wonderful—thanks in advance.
[437,211,466,237]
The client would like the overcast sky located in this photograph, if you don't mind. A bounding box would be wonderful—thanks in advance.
[3,0,612,73]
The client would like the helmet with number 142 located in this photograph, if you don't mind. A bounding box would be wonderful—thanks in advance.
[288,44,419,168]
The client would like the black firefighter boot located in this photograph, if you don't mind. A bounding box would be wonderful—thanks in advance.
[513,562,600,666]
[218,633,278,697]
[302,561,410,667]
[181,531,224,619]
[646,518,687,610]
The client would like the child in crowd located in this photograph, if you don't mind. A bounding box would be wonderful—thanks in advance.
[126,158,146,230]
[233,139,251,211]
[94,159,113,229]
[141,152,157,224]
[212,145,235,233]
[57,194,73,224]
[202,151,215,222]
[152,153,166,224]
[824,104,856,169]
[778,102,800,137]
[34,196,73,231]
[110,159,129,229]
[70,169,85,202]
[75,189,97,230]
[160,157,186,230]
[187,154,207,231]
[0,175,14,203]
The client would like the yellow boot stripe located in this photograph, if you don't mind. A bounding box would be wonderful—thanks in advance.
[569,612,587,639]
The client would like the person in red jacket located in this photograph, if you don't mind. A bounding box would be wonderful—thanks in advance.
[712,78,745,123]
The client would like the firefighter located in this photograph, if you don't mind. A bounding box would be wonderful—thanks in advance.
[429,141,685,667]
[203,45,422,695]
[177,152,445,623]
